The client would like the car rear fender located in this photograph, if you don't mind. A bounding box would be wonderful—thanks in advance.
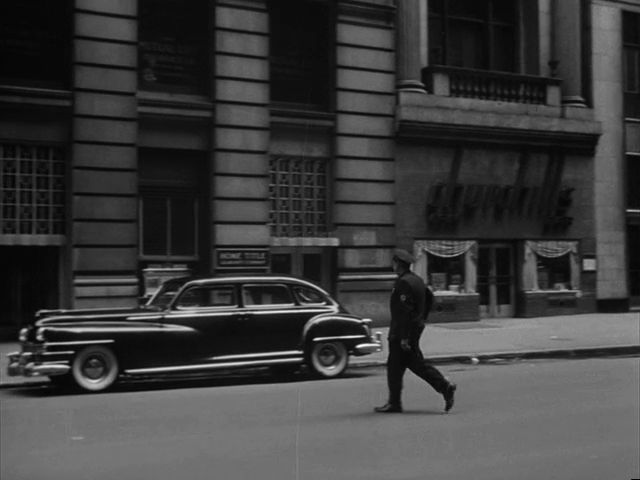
[302,314,369,350]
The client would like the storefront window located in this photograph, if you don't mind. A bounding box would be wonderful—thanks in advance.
[523,240,579,291]
[427,253,464,292]
[414,240,478,293]
[536,255,570,290]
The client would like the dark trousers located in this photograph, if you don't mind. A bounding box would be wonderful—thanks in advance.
[386,324,449,406]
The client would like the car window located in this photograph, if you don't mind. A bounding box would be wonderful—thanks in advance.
[292,285,328,306]
[175,285,236,309]
[242,284,293,307]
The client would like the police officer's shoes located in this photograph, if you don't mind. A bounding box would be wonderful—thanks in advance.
[443,383,457,412]
[374,403,403,413]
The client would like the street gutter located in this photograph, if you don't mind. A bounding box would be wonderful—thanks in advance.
[1,345,638,389]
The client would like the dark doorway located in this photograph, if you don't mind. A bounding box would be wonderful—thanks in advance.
[0,246,60,338]
[478,243,515,318]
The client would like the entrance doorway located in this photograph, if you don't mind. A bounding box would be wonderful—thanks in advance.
[478,243,515,318]
[270,247,334,292]
[0,246,60,337]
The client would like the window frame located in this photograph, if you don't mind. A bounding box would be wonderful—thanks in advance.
[536,253,572,291]
[269,156,331,238]
[426,251,466,293]
[139,190,200,261]
[623,11,640,119]
[268,0,335,110]
[138,0,211,95]
[0,0,72,88]
[241,283,295,308]
[174,284,238,310]
[428,0,520,73]
[292,285,329,306]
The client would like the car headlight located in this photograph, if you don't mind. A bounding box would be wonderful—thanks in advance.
[361,318,373,336]
[35,328,46,342]
[19,328,29,342]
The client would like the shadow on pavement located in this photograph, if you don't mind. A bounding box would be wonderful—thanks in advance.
[2,368,377,398]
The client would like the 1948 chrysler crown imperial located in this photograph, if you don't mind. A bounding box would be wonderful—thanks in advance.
[7,275,382,392]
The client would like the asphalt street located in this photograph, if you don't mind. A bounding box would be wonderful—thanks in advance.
[1,357,639,480]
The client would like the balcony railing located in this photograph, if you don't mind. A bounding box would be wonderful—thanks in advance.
[422,66,562,106]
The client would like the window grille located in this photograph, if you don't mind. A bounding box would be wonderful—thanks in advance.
[1,144,66,236]
[269,156,329,237]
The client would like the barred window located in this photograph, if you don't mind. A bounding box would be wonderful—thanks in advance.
[269,157,329,237]
[1,145,66,237]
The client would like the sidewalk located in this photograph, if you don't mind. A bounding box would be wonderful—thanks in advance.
[1,312,638,388]
[351,311,640,367]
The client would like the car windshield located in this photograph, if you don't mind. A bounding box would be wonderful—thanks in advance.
[146,277,191,309]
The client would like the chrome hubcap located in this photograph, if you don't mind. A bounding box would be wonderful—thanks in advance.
[317,346,338,367]
[82,355,107,380]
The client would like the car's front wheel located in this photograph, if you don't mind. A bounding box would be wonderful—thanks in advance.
[71,346,119,392]
[308,341,348,378]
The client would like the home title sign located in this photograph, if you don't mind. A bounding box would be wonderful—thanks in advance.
[216,249,269,268]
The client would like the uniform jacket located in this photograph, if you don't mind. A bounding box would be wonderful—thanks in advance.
[389,270,427,341]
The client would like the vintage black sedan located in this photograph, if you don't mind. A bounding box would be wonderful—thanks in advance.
[8,275,382,392]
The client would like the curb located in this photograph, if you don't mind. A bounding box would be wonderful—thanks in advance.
[348,344,640,368]
[2,345,639,389]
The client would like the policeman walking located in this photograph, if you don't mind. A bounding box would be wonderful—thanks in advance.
[375,249,457,413]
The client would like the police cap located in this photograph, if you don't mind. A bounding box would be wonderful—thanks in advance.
[392,248,415,265]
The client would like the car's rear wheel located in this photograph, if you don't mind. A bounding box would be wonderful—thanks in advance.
[308,341,348,378]
[71,346,119,392]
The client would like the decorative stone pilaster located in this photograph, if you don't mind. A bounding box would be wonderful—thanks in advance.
[396,0,425,93]
[552,0,586,106]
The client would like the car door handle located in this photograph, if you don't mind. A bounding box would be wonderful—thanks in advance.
[236,315,252,322]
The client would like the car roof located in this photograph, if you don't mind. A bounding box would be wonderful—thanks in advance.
[179,274,327,291]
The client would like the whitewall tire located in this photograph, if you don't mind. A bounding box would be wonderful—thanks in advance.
[71,346,119,392]
[308,341,348,378]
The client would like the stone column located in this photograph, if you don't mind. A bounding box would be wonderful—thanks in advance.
[71,0,140,308]
[396,0,425,92]
[552,0,586,106]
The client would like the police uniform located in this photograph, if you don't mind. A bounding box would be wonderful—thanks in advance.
[376,249,456,413]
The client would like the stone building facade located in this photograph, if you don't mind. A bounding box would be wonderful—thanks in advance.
[0,0,637,337]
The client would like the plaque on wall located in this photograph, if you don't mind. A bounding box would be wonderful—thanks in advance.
[216,249,269,269]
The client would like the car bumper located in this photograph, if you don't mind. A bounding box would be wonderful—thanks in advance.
[353,333,383,356]
[7,351,71,378]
